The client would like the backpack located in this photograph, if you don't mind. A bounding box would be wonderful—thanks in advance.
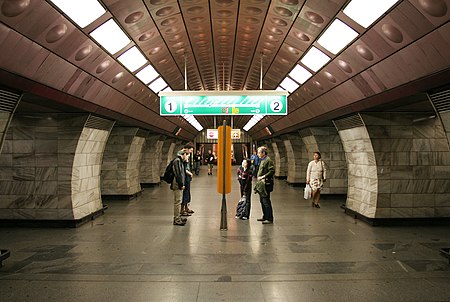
[162,159,175,184]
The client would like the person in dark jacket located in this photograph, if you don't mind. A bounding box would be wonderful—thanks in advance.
[236,158,253,219]
[255,146,275,224]
[171,150,189,226]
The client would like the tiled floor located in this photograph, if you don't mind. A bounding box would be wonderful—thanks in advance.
[1,166,450,301]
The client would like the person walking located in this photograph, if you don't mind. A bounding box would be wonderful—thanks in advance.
[254,146,275,224]
[306,151,327,208]
[171,150,189,226]
[205,149,215,175]
[236,158,253,219]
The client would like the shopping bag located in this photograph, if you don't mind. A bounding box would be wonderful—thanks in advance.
[303,184,312,200]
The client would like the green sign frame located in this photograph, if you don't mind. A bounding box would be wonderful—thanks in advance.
[159,90,288,116]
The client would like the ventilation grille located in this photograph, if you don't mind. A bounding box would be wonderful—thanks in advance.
[85,115,114,131]
[0,89,21,112]
[429,89,450,113]
[136,129,148,138]
[333,114,364,131]
[298,128,313,138]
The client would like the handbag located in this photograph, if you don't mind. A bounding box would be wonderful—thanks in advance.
[304,184,312,200]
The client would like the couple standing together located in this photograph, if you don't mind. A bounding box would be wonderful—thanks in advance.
[237,146,275,224]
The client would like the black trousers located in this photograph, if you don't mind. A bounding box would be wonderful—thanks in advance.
[259,192,273,221]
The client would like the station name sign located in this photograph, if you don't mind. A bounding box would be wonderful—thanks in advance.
[159,90,288,116]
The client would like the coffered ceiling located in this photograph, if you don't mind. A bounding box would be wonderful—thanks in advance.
[0,0,449,141]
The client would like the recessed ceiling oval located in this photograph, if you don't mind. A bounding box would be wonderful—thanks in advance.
[125,11,144,24]
[217,10,233,17]
[75,45,92,61]
[112,72,124,83]
[274,6,293,17]
[124,81,135,91]
[356,45,374,61]
[187,6,205,15]
[1,0,30,17]
[271,17,288,27]
[381,24,403,43]
[45,24,67,43]
[96,60,111,74]
[156,6,176,17]
[337,60,352,73]
[246,7,262,15]
[305,11,324,24]
[138,32,154,42]
[161,17,178,26]
[418,0,447,17]
[323,71,337,83]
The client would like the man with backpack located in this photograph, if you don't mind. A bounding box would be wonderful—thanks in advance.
[171,150,189,226]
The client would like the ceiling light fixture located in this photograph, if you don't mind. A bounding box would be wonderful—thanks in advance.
[300,47,331,72]
[49,0,106,28]
[343,0,399,28]
[243,114,264,131]
[90,19,130,54]
[317,19,359,55]
[280,77,299,93]
[135,65,159,84]
[289,65,313,84]
[117,46,148,72]
[149,77,168,93]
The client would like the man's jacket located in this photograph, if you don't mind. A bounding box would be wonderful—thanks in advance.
[171,156,185,190]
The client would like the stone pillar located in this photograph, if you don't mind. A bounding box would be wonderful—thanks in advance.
[0,113,113,225]
[300,127,347,194]
[271,137,287,178]
[0,88,21,154]
[283,134,304,184]
[160,139,184,178]
[101,127,146,198]
[336,112,450,221]
[140,134,165,185]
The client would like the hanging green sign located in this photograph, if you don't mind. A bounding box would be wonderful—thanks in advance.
[160,90,288,116]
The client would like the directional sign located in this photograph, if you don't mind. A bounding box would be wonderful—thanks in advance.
[159,90,288,116]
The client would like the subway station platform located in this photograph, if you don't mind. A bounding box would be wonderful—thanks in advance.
[0,166,449,302]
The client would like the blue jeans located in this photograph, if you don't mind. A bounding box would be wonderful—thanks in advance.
[259,192,273,221]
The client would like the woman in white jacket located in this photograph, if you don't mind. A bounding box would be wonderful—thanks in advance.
[306,152,327,208]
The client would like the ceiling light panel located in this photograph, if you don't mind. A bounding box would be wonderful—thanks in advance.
[343,0,399,28]
[317,19,359,55]
[90,19,130,54]
[289,65,312,84]
[300,47,331,72]
[136,65,159,84]
[117,46,147,72]
[49,0,106,28]
[280,77,300,93]
[149,77,168,93]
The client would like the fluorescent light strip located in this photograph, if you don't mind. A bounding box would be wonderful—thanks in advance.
[149,77,168,93]
[243,114,264,131]
[343,0,399,28]
[289,65,312,84]
[50,0,106,28]
[182,114,203,131]
[317,19,359,55]
[90,19,130,54]
[300,46,331,72]
[280,77,299,93]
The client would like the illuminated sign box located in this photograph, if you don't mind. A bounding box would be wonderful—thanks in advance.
[160,90,288,116]
[206,129,241,140]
